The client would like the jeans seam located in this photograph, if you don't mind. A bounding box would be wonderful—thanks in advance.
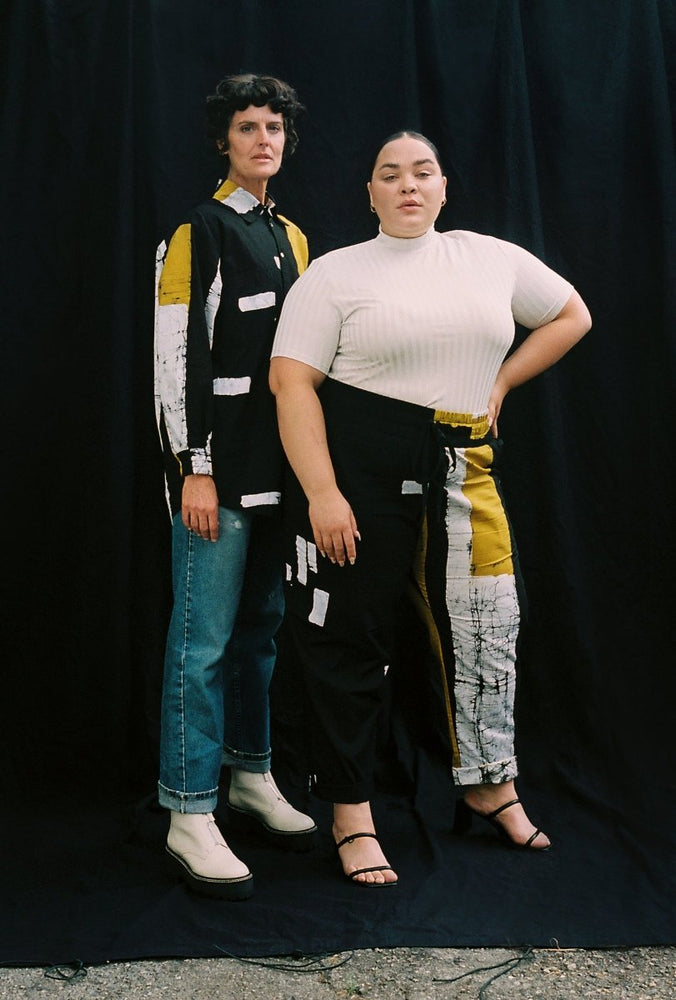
[178,527,194,796]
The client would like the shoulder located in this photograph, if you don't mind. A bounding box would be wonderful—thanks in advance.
[170,199,240,240]
[289,239,376,292]
[439,229,544,269]
[276,213,305,239]
[439,229,503,251]
[312,237,381,269]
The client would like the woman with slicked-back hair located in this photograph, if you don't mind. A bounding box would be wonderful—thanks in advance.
[270,130,591,887]
[154,73,317,900]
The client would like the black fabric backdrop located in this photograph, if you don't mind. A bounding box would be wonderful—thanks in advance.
[2,0,676,965]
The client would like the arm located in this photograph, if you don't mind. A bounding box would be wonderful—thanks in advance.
[488,288,592,436]
[155,217,220,540]
[269,358,360,566]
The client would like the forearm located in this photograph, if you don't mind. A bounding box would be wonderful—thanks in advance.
[274,382,338,502]
[270,358,359,564]
[496,289,592,394]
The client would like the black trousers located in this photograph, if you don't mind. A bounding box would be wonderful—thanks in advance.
[282,380,436,801]
[282,378,520,802]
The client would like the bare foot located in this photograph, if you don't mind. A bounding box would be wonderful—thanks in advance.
[463,781,551,850]
[333,801,398,885]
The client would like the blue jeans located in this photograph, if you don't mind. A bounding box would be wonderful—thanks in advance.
[158,507,284,813]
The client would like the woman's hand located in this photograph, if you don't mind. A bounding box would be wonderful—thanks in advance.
[181,474,219,541]
[488,289,592,437]
[309,488,360,566]
[270,357,362,563]
[487,374,509,438]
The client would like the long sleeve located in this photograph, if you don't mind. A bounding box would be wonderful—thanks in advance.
[154,214,221,476]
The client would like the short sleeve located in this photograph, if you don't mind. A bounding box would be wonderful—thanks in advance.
[496,239,574,329]
[271,258,343,373]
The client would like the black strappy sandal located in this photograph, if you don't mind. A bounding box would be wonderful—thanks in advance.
[453,797,551,851]
[335,832,398,886]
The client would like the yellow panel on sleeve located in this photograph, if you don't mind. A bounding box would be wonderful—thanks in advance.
[278,217,309,274]
[158,224,191,306]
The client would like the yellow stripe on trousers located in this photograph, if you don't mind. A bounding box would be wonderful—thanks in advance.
[409,435,515,769]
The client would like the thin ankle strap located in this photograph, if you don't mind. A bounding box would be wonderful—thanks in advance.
[485,798,520,821]
[335,832,377,850]
[524,828,544,849]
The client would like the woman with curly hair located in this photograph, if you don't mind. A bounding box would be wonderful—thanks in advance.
[154,73,316,900]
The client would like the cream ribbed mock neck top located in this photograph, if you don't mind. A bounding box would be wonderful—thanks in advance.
[272,227,573,415]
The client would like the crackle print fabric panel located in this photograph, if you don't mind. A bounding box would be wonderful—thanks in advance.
[412,435,520,786]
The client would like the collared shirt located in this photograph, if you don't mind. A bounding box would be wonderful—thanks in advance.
[155,179,308,514]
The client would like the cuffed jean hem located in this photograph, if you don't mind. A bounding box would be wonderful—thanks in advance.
[452,756,518,787]
[157,781,220,814]
[221,742,271,773]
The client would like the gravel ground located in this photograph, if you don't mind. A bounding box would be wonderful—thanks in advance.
[1,947,674,999]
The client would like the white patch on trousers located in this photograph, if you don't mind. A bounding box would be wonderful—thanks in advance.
[308,589,330,627]
[295,534,318,586]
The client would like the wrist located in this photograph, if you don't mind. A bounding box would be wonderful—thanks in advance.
[493,369,512,396]
[306,480,340,503]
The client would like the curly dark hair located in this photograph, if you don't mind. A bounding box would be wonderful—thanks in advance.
[205,73,304,158]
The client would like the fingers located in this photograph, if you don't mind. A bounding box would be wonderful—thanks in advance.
[181,475,219,541]
[309,492,360,567]
[316,526,361,567]
[183,508,219,541]
[487,402,500,439]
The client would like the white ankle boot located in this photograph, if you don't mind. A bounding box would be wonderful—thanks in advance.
[227,770,318,851]
[166,811,254,900]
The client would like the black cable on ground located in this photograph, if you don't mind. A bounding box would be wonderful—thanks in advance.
[212,944,354,973]
[44,960,88,982]
[433,946,534,998]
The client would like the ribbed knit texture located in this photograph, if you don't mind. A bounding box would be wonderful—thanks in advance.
[272,228,573,414]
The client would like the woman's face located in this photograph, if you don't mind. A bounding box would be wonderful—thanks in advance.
[222,104,286,195]
[367,136,447,238]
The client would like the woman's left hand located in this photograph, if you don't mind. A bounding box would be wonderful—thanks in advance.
[487,290,592,437]
[487,376,508,438]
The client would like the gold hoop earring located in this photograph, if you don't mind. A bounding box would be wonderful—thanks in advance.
[370,204,377,213]
[441,197,447,206]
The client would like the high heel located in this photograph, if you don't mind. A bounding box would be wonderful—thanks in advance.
[335,832,398,887]
[452,797,550,851]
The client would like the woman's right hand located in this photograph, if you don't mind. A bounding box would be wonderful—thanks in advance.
[309,488,360,566]
[181,474,219,541]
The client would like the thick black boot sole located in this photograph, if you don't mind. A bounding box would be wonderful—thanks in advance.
[225,803,319,852]
[165,847,254,900]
